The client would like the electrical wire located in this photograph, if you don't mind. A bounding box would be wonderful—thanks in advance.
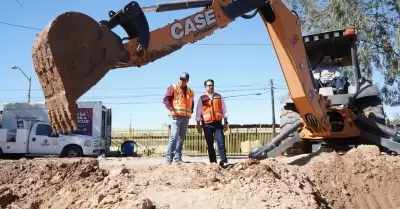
[0,80,287,92]
[0,80,275,92]
[0,21,40,30]
[0,21,273,46]
[14,0,23,7]
[0,89,274,104]
[0,80,287,104]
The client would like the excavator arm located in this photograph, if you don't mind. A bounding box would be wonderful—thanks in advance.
[32,0,331,139]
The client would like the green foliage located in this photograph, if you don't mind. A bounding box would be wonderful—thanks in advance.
[390,113,400,125]
[392,119,400,125]
[284,0,400,106]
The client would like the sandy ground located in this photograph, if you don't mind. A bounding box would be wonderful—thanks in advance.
[0,145,400,209]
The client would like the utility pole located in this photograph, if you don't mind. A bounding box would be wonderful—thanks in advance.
[270,79,276,136]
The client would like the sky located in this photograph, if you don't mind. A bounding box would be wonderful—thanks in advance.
[0,0,398,129]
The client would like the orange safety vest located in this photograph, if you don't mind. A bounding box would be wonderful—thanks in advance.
[200,93,223,124]
[169,83,194,118]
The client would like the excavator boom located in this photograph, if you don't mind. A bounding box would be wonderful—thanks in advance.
[32,0,331,138]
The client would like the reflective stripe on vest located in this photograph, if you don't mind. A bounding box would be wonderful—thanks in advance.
[200,93,223,123]
[170,83,194,118]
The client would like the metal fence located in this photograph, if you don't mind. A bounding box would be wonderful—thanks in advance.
[111,124,280,156]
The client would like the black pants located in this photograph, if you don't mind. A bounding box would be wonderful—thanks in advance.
[202,122,228,164]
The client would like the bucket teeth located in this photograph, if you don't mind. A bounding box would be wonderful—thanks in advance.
[46,96,78,133]
[31,11,128,133]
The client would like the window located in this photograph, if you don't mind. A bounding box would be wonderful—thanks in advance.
[36,124,52,136]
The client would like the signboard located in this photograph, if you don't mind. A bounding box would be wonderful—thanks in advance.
[77,108,93,136]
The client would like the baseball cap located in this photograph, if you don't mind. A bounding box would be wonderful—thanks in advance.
[179,72,189,80]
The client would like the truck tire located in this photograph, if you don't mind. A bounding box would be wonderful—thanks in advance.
[279,104,308,155]
[63,146,83,158]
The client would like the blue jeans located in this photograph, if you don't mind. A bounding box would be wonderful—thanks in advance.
[203,123,228,164]
[327,77,343,89]
[166,116,189,162]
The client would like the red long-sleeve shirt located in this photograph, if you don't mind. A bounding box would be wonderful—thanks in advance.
[163,84,194,113]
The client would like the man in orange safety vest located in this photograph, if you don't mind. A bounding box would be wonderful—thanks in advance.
[163,72,194,164]
[195,79,229,168]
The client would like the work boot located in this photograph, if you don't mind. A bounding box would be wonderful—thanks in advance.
[219,161,229,168]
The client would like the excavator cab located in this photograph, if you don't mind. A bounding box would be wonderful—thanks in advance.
[304,28,361,98]
[282,28,382,110]
[277,28,389,155]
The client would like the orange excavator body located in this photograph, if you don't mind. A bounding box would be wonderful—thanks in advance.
[31,0,333,138]
[32,0,400,157]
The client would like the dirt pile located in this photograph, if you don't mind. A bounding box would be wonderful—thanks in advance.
[299,145,400,209]
[0,158,107,208]
[0,145,399,209]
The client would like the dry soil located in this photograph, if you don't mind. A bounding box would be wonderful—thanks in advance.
[1,145,400,209]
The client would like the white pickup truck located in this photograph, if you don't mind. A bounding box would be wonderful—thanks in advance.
[1,101,112,156]
[0,118,100,158]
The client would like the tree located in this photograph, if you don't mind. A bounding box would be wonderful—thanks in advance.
[284,0,400,106]
[390,113,400,125]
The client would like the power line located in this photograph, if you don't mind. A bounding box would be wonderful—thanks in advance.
[99,92,270,105]
[0,90,272,103]
[14,0,23,7]
[224,92,263,98]
[0,81,273,92]
[1,89,270,101]
[0,82,275,103]
[0,21,273,46]
[0,21,40,30]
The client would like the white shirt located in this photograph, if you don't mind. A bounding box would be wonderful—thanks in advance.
[195,92,228,122]
[313,65,341,84]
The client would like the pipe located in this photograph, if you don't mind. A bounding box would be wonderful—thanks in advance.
[355,116,398,138]
[248,120,302,159]
[359,129,400,154]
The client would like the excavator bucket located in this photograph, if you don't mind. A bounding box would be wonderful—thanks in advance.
[31,2,150,133]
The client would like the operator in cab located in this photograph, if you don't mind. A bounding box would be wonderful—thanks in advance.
[312,55,344,94]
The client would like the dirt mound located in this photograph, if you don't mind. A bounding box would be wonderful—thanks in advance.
[124,160,329,208]
[0,158,107,208]
[0,145,399,209]
[300,145,400,209]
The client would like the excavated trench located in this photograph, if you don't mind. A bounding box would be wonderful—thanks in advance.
[0,145,399,209]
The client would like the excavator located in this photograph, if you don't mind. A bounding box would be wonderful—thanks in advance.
[31,0,400,158]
